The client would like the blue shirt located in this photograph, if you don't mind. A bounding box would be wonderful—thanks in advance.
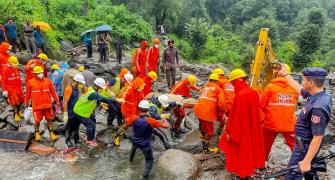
[50,69,65,97]
[67,86,79,118]
[0,29,5,43]
[4,24,17,39]
[83,35,92,46]
[33,30,44,44]
[295,89,332,142]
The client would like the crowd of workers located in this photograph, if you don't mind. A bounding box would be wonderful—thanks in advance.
[0,34,333,179]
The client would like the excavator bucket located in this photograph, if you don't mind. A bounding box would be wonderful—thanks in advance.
[249,28,277,91]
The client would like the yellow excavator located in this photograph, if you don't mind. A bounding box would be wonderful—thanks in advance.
[249,28,278,91]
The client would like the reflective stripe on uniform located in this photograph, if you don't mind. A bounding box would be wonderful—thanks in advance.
[268,103,296,106]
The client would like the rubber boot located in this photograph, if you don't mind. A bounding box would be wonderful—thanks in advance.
[18,106,24,118]
[113,127,125,147]
[55,104,62,114]
[48,125,58,141]
[35,127,41,141]
[202,139,210,154]
[14,107,21,122]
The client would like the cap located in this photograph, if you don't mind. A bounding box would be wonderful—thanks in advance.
[302,67,328,77]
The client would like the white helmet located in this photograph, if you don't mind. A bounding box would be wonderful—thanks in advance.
[138,100,150,109]
[73,73,85,84]
[93,77,106,89]
[124,73,134,84]
[158,94,169,108]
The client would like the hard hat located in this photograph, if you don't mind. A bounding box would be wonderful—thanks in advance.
[78,65,84,72]
[1,42,12,50]
[51,64,59,70]
[187,75,197,86]
[229,69,247,81]
[153,38,160,44]
[148,71,158,81]
[213,68,225,75]
[119,68,130,78]
[124,73,134,83]
[37,53,48,61]
[284,64,291,74]
[138,100,150,109]
[73,73,85,84]
[158,94,170,108]
[8,56,19,66]
[209,73,220,81]
[33,66,44,74]
[93,78,106,89]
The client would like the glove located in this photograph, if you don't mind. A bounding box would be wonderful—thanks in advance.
[100,102,109,110]
[2,91,8,97]
[107,90,116,98]
[63,112,68,124]
[161,113,171,119]
[116,98,125,103]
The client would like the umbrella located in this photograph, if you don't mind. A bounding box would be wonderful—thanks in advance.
[96,25,112,32]
[80,29,96,37]
[32,21,52,31]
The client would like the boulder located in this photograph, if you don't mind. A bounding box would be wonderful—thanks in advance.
[60,40,74,50]
[157,149,201,180]
[54,137,68,149]
[178,129,202,153]
[199,169,231,180]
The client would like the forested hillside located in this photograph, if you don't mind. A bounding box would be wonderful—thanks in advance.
[1,0,334,70]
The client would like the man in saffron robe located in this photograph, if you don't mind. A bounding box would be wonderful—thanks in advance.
[218,69,265,178]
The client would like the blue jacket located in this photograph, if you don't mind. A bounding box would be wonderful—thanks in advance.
[148,97,178,120]
[33,30,44,44]
[83,35,92,46]
[5,24,17,39]
[50,69,65,97]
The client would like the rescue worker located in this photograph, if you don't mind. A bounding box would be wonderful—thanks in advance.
[132,40,148,78]
[218,69,265,178]
[62,62,80,94]
[25,66,60,142]
[212,68,235,134]
[73,77,119,147]
[148,94,180,149]
[260,64,298,161]
[0,42,11,81]
[113,77,145,147]
[277,66,332,180]
[105,68,132,127]
[50,63,65,114]
[63,73,85,147]
[1,56,24,122]
[143,71,158,97]
[129,100,169,178]
[163,39,179,87]
[24,53,48,85]
[170,75,199,136]
[194,73,225,153]
[147,38,160,73]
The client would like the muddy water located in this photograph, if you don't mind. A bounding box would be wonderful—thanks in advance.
[0,148,164,180]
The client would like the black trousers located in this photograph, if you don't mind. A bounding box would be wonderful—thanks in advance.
[87,45,92,58]
[106,102,123,126]
[65,116,80,147]
[130,145,153,178]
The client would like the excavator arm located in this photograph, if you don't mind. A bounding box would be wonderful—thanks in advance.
[249,28,277,91]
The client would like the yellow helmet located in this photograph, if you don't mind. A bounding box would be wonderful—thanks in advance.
[209,73,220,81]
[284,64,291,74]
[51,64,59,70]
[187,75,197,86]
[78,65,85,72]
[229,69,247,81]
[37,53,48,61]
[153,38,160,44]
[8,56,19,66]
[148,71,158,81]
[33,66,44,74]
[213,68,225,75]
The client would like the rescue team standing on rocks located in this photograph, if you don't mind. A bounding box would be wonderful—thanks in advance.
[0,36,333,179]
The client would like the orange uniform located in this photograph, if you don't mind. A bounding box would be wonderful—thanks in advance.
[218,77,235,113]
[147,46,159,73]
[143,76,153,97]
[121,78,145,126]
[132,48,148,78]
[24,59,47,85]
[260,77,298,159]
[25,77,59,124]
[1,65,24,106]
[0,43,10,78]
[171,80,199,129]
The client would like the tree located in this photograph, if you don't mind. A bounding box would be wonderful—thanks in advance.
[185,18,210,60]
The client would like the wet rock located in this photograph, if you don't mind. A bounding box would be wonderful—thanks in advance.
[199,169,231,180]
[201,157,224,171]
[54,137,68,149]
[60,40,74,50]
[178,129,202,153]
[157,149,201,180]
[18,124,35,133]
[96,129,114,144]
[16,51,32,65]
